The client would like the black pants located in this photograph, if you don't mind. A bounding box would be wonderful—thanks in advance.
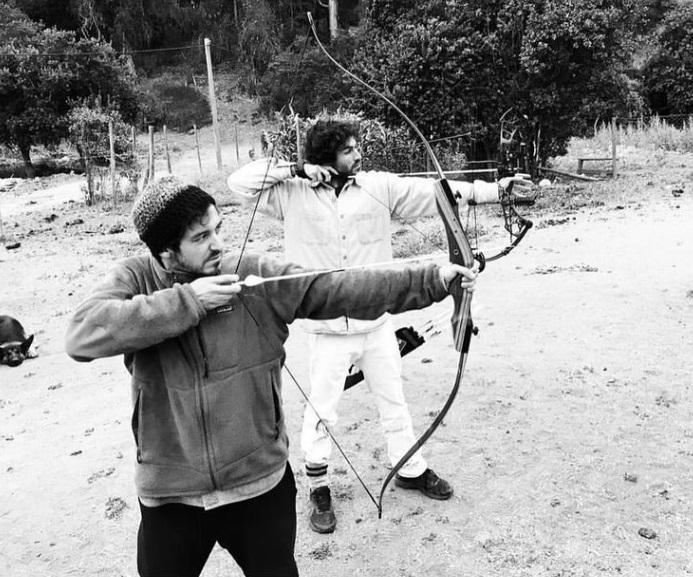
[137,464,299,577]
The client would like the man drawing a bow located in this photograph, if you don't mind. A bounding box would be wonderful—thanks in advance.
[228,119,532,533]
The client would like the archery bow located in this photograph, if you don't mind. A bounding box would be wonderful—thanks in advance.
[475,109,535,266]
[306,12,479,517]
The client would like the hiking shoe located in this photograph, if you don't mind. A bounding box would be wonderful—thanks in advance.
[394,468,453,500]
[309,486,337,533]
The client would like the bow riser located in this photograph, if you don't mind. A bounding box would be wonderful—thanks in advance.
[307,11,478,517]
[433,179,475,352]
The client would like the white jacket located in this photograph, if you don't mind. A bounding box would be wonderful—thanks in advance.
[229,158,498,334]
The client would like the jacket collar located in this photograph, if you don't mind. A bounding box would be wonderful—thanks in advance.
[148,253,239,286]
[149,255,201,286]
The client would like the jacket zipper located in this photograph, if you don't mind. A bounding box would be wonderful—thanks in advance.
[195,326,217,489]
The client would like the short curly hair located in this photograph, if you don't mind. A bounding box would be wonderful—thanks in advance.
[304,120,360,166]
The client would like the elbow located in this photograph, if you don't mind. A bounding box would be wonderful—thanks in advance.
[66,351,95,363]
[64,325,97,362]
[226,175,246,197]
[64,339,94,362]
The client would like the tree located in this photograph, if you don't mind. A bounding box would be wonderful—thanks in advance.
[0,2,142,177]
[68,100,139,205]
[71,0,235,69]
[340,0,644,168]
[13,0,81,31]
[516,0,645,160]
[237,0,279,92]
[642,2,693,115]
[256,34,355,117]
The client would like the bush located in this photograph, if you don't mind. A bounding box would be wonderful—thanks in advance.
[642,3,693,115]
[261,109,466,175]
[256,35,355,118]
[141,77,212,131]
[68,102,141,205]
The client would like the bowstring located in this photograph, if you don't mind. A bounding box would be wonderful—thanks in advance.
[304,17,464,515]
[231,22,382,511]
[235,295,380,510]
[234,25,311,274]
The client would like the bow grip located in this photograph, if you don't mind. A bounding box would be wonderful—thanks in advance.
[433,179,476,352]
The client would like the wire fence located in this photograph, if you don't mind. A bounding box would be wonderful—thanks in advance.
[5,35,693,195]
[545,113,693,179]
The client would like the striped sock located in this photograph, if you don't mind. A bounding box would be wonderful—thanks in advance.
[306,463,329,491]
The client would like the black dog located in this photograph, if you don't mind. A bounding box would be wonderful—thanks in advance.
[0,315,36,367]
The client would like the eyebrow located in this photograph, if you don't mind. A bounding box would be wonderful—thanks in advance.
[188,216,222,240]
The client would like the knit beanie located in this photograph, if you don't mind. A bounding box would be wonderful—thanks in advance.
[131,176,216,256]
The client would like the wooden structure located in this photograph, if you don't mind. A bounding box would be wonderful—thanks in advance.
[576,117,618,177]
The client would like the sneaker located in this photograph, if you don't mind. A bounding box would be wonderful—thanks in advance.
[309,486,337,533]
[394,468,453,500]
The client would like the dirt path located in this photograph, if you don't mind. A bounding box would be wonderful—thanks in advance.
[1,168,692,577]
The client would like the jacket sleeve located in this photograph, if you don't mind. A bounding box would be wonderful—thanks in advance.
[251,256,449,325]
[380,172,499,220]
[64,263,206,362]
[227,158,300,221]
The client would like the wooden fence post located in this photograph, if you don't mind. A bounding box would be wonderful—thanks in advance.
[194,124,203,176]
[109,120,117,206]
[204,38,223,170]
[611,116,618,178]
[164,125,172,174]
[148,125,155,180]
[0,200,5,246]
[295,114,301,162]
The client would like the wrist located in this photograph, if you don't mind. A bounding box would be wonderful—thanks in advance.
[439,267,451,292]
[290,160,307,178]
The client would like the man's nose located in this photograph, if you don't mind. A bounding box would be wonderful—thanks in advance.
[209,232,222,250]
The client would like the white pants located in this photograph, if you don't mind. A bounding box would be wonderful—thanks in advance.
[300,319,427,478]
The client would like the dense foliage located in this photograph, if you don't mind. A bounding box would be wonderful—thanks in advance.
[2,0,691,177]
[256,35,356,118]
[342,0,646,168]
[642,2,693,115]
[11,0,359,73]
[0,2,143,176]
[67,100,140,204]
[141,77,211,131]
[263,109,435,174]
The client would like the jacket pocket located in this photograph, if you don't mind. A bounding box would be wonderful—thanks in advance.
[270,370,281,439]
[131,389,142,463]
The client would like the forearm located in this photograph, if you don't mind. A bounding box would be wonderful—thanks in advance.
[450,180,500,205]
[227,158,301,221]
[388,174,500,221]
[294,264,448,322]
[227,158,294,199]
[65,282,205,361]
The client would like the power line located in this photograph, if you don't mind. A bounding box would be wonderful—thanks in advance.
[2,44,203,58]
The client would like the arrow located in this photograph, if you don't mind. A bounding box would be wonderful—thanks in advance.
[238,255,443,287]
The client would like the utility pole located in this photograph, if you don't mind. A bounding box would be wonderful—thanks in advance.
[204,38,223,171]
[329,0,338,40]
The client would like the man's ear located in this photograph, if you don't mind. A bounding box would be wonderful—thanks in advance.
[158,248,177,269]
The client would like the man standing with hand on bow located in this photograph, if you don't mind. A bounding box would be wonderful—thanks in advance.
[228,119,532,534]
[64,175,477,577]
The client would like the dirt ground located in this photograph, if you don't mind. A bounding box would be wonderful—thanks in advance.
[1,144,692,577]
